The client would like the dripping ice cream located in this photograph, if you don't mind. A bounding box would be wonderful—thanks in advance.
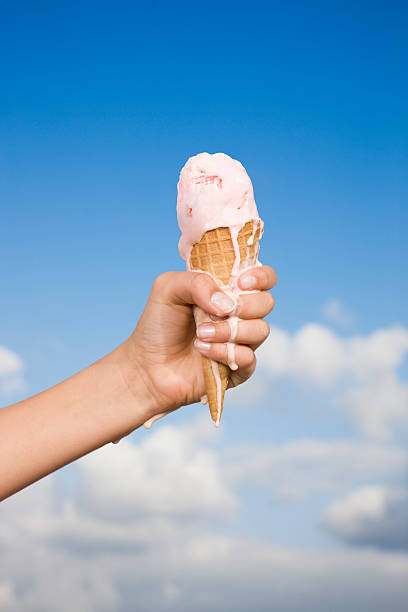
[177,152,263,426]
[177,152,262,266]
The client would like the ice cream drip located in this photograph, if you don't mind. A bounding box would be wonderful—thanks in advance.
[154,152,263,428]
[227,315,240,371]
[177,152,263,426]
[142,153,262,430]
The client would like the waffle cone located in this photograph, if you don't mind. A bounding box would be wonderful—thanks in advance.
[190,220,262,425]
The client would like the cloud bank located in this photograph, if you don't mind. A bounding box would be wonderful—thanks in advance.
[225,439,406,500]
[1,415,408,611]
[323,486,408,551]
[1,321,408,610]
[259,324,408,439]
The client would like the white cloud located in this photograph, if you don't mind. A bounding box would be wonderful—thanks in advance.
[1,415,408,611]
[0,419,236,551]
[339,375,408,440]
[261,324,408,385]
[259,324,408,439]
[322,298,354,328]
[224,439,406,500]
[76,420,237,521]
[1,472,408,612]
[2,316,408,611]
[322,486,408,551]
[262,324,345,385]
[0,346,22,376]
[0,345,25,397]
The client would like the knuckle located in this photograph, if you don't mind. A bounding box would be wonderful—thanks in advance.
[236,294,252,318]
[234,295,243,316]
[258,267,268,287]
[223,343,230,361]
[248,350,256,368]
[212,343,223,358]
[265,292,275,312]
[191,272,210,293]
[263,266,278,289]
[242,347,255,368]
[259,319,270,340]
[152,271,175,292]
[220,321,230,340]
[261,265,277,289]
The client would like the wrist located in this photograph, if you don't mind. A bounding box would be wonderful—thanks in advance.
[114,337,164,425]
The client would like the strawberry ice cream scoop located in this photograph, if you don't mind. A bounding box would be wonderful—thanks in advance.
[176,152,264,427]
[177,152,261,261]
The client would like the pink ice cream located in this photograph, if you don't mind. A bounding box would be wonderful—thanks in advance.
[144,153,262,430]
[177,152,261,263]
[176,152,263,427]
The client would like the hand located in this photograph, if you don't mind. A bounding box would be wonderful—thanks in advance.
[0,265,277,498]
[124,267,277,422]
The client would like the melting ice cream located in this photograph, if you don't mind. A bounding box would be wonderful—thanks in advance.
[177,152,263,427]
[177,152,261,263]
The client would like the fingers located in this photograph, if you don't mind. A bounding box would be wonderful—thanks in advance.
[152,271,237,317]
[238,265,277,291]
[194,339,256,370]
[236,265,277,319]
[237,291,275,320]
[228,361,256,388]
[197,318,270,347]
[151,265,277,320]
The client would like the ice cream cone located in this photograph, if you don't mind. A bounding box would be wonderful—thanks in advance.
[177,152,264,427]
[189,220,262,425]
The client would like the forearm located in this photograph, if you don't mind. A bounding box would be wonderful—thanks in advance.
[0,339,154,501]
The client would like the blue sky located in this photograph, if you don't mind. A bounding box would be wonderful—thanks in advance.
[1,1,407,610]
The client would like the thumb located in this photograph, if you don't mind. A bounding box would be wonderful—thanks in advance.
[152,271,237,317]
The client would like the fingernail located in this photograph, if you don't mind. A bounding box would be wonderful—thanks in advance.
[197,323,215,339]
[240,274,257,290]
[194,339,211,351]
[211,291,234,314]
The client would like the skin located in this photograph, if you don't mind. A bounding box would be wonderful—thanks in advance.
[0,266,277,501]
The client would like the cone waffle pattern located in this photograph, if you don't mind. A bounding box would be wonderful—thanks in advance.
[190,220,262,424]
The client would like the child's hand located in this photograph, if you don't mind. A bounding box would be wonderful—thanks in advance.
[124,267,277,422]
